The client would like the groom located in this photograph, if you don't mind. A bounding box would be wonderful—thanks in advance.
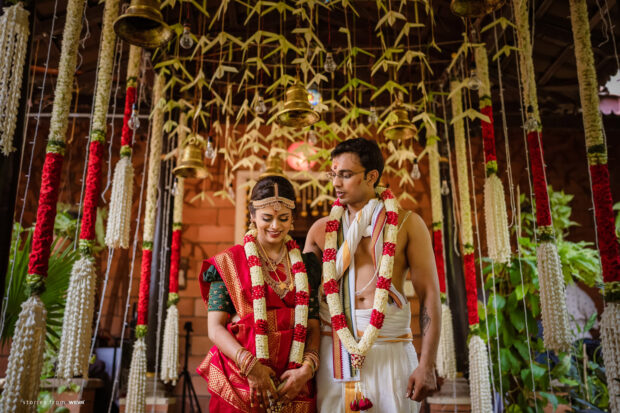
[304,138,441,412]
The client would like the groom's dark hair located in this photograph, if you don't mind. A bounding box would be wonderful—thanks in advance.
[331,138,384,187]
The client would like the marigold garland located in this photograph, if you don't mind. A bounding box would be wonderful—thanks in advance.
[429,139,447,293]
[475,46,511,264]
[105,45,142,249]
[322,187,398,368]
[514,0,571,353]
[243,230,309,367]
[126,72,165,412]
[0,0,86,408]
[0,3,30,156]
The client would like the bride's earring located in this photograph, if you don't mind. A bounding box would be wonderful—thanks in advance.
[290,221,295,231]
[250,221,257,230]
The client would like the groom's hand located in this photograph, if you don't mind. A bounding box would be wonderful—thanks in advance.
[406,364,438,402]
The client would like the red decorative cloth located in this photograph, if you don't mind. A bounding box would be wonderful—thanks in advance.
[589,163,620,283]
[28,152,64,278]
[526,131,552,227]
[463,252,479,326]
[169,229,182,293]
[433,229,446,294]
[137,248,152,325]
[79,140,104,241]
[196,245,316,412]
[121,86,137,148]
[480,105,497,165]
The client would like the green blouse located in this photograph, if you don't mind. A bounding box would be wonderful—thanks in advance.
[203,252,321,320]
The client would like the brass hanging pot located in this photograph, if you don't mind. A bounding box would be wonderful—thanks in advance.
[259,152,286,179]
[173,134,208,179]
[384,106,417,141]
[114,0,173,49]
[450,0,505,18]
[275,82,320,128]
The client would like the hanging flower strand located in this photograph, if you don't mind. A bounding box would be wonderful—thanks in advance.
[514,0,571,353]
[160,112,188,385]
[126,72,166,413]
[474,45,511,264]
[0,0,87,410]
[428,125,456,380]
[0,3,29,156]
[105,45,142,249]
[450,80,492,412]
[56,0,120,380]
[568,1,620,410]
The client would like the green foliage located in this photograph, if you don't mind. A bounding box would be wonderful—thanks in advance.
[480,187,605,410]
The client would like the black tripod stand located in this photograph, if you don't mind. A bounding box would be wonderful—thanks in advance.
[180,321,202,413]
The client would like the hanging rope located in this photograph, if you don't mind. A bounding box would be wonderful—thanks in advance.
[449,80,492,412]
[106,45,142,249]
[126,71,165,413]
[513,0,571,353]
[0,0,87,410]
[160,113,187,385]
[0,3,30,156]
[56,0,120,380]
[568,1,620,410]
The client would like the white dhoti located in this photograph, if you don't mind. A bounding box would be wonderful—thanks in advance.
[317,294,420,413]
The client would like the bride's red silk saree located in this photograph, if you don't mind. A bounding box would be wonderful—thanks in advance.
[197,244,316,412]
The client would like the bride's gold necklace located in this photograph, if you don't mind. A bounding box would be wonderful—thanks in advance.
[257,240,294,297]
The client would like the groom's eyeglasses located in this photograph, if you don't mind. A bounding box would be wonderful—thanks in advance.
[325,170,366,181]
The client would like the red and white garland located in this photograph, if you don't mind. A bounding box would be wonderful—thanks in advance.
[243,230,309,368]
[322,187,398,368]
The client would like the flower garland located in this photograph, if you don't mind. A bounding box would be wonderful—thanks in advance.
[568,0,620,407]
[0,0,87,409]
[514,0,571,352]
[126,72,165,413]
[57,0,120,380]
[243,230,309,367]
[0,3,29,156]
[161,112,188,385]
[474,46,511,264]
[322,187,398,368]
[450,79,492,411]
[105,45,142,249]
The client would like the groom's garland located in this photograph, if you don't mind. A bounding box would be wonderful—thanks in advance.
[243,230,309,368]
[322,187,398,369]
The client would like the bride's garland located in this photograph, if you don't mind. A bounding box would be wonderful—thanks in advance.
[243,230,309,368]
[322,187,398,369]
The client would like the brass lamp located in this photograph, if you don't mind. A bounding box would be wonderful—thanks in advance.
[384,106,417,141]
[173,134,208,179]
[275,83,320,128]
[259,152,286,179]
[450,0,505,17]
[114,0,173,49]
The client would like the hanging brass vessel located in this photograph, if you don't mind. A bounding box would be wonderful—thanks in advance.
[113,0,173,49]
[384,106,417,141]
[450,0,505,17]
[173,136,208,179]
[275,83,320,128]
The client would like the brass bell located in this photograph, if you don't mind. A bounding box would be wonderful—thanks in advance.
[173,135,208,179]
[384,106,417,141]
[259,152,286,179]
[450,0,505,17]
[114,0,173,49]
[275,83,320,128]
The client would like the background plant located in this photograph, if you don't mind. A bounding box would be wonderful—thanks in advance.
[479,187,606,412]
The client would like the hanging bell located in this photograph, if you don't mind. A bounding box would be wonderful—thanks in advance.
[259,152,286,179]
[114,0,174,49]
[384,106,417,141]
[450,0,505,17]
[275,82,320,128]
[173,135,208,179]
